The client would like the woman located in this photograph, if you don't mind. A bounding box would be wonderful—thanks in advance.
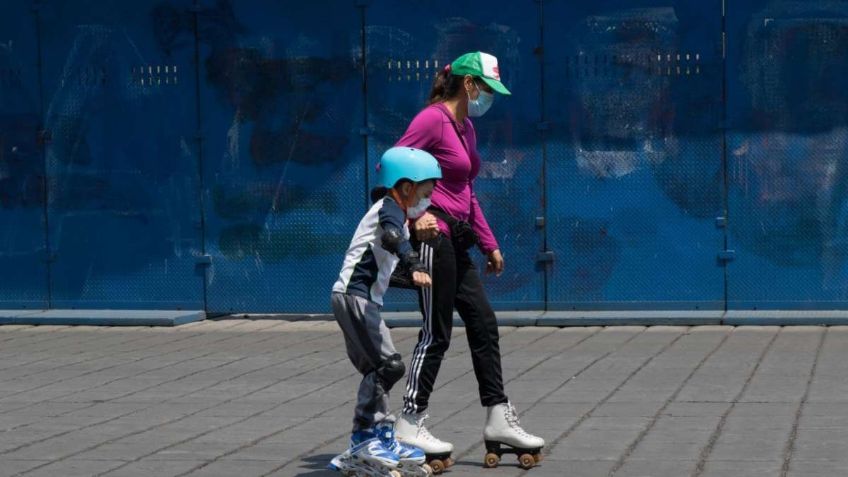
[393,52,544,470]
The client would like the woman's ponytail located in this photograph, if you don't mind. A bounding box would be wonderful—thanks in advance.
[427,64,463,105]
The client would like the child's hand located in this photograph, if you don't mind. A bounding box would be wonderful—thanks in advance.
[412,271,432,288]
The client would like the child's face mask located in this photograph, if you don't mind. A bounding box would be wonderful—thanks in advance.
[406,197,431,219]
[405,180,435,219]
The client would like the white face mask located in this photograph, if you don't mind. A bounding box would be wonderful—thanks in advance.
[467,83,494,117]
[407,197,431,219]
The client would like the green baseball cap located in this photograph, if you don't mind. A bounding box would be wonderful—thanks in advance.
[450,51,512,96]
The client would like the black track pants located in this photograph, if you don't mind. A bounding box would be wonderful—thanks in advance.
[402,234,508,414]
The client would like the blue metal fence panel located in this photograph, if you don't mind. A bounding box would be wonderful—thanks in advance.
[365,0,545,311]
[197,0,365,312]
[726,0,848,309]
[543,0,726,309]
[39,0,204,309]
[6,0,848,313]
[0,1,48,308]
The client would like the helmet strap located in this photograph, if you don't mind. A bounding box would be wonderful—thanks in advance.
[389,183,418,212]
[389,188,408,213]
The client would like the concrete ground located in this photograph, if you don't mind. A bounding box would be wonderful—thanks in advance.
[0,320,845,477]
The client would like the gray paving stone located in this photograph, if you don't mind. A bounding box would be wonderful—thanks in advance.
[791,427,848,460]
[699,459,784,477]
[708,430,790,461]
[0,460,51,477]
[173,458,282,477]
[552,427,643,460]
[17,459,126,477]
[614,459,699,476]
[787,460,848,477]
[98,458,209,477]
[1,322,847,476]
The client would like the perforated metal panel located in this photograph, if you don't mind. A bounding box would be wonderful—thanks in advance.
[366,0,545,311]
[197,0,365,312]
[543,0,726,309]
[726,0,848,309]
[40,0,204,309]
[8,0,848,313]
[0,1,48,308]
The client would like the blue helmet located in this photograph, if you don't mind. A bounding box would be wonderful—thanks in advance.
[377,147,442,188]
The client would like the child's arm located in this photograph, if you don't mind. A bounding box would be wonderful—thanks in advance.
[379,200,429,282]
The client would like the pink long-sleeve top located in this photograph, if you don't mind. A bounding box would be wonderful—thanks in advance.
[395,103,499,255]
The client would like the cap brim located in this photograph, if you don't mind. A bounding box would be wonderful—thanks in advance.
[481,77,511,95]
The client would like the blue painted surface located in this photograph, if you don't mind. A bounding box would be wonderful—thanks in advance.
[543,0,725,310]
[725,0,848,309]
[37,0,204,309]
[194,0,365,313]
[0,1,48,308]
[0,0,846,313]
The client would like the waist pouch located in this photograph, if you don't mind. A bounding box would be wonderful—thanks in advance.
[428,206,479,252]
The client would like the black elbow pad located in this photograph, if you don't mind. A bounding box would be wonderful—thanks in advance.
[381,227,403,254]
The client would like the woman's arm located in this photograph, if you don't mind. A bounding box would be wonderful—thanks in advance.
[470,189,504,275]
[471,192,504,276]
[469,186,500,256]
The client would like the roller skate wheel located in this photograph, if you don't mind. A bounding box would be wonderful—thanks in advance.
[518,453,535,469]
[429,459,445,474]
[484,452,500,468]
[533,452,544,463]
[444,457,455,468]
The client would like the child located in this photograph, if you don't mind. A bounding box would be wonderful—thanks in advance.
[329,147,442,477]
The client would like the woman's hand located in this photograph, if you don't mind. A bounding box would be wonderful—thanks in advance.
[413,212,439,241]
[486,249,504,276]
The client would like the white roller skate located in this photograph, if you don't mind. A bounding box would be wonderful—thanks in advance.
[328,430,402,477]
[395,412,454,474]
[375,423,432,476]
[482,402,545,470]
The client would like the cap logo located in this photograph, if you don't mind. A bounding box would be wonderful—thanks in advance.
[479,52,500,80]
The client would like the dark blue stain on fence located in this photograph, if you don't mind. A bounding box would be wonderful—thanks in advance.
[0,110,47,303]
[566,9,679,146]
[194,10,357,232]
[44,27,171,293]
[0,1,48,307]
[545,2,724,307]
[731,4,848,133]
[0,115,43,209]
[33,0,204,308]
[210,182,338,220]
[558,217,620,299]
[0,58,42,210]
[562,7,723,218]
[725,0,848,305]
[172,0,363,311]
